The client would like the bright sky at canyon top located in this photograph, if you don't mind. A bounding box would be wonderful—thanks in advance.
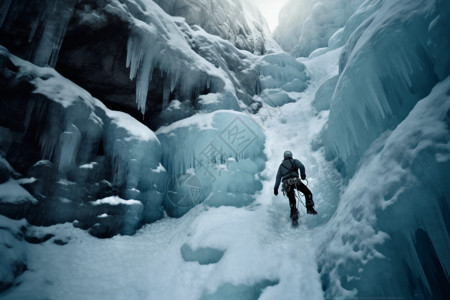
[250,0,289,32]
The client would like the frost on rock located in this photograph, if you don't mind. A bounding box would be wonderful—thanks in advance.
[323,0,450,177]
[318,76,450,299]
[0,46,165,236]
[273,0,364,57]
[156,111,265,217]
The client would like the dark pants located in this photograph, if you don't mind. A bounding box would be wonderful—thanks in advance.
[285,179,314,211]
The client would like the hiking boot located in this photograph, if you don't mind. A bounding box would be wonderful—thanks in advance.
[307,206,318,215]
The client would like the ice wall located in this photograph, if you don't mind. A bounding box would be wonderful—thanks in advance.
[318,76,450,299]
[273,0,364,57]
[257,52,309,107]
[272,0,315,53]
[327,0,383,51]
[315,0,450,297]
[156,111,266,217]
[312,75,338,111]
[323,0,450,177]
[95,101,166,222]
[153,0,269,54]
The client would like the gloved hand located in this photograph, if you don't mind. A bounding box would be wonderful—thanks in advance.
[274,188,278,196]
[301,175,306,180]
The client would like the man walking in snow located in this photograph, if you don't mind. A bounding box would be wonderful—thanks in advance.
[274,151,317,224]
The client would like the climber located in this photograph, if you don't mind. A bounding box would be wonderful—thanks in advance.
[274,150,317,223]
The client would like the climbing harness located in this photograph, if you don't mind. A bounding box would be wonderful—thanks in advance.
[282,177,309,214]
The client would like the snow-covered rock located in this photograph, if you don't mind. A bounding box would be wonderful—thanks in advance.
[0,46,165,237]
[0,0,263,128]
[0,179,37,205]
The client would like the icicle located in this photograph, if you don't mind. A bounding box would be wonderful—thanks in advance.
[0,0,12,29]
[57,123,81,175]
[170,70,178,92]
[162,80,170,110]
[30,0,76,67]
[126,37,140,81]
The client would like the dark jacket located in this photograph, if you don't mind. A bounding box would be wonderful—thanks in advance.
[274,158,306,190]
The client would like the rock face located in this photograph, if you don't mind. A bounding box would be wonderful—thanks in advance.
[0,0,264,129]
[153,0,269,54]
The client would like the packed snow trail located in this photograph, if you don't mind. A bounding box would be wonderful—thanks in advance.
[254,48,342,299]
[0,49,342,300]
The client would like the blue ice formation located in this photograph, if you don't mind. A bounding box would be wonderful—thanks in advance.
[314,0,450,298]
[156,110,266,217]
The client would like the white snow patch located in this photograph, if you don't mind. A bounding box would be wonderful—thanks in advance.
[0,179,37,204]
[95,99,158,143]
[155,111,217,134]
[16,177,37,185]
[32,160,52,167]
[151,163,166,173]
[79,162,98,169]
[91,196,142,206]
[57,179,76,186]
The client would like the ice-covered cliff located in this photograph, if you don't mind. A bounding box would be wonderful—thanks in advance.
[273,0,364,57]
[305,0,450,298]
[0,46,166,237]
[0,0,269,127]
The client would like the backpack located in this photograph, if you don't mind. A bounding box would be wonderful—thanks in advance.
[280,158,298,179]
